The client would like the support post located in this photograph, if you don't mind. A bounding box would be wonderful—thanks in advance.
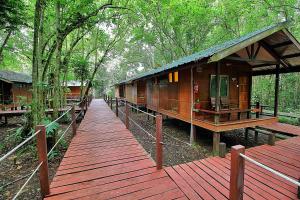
[254,130,258,143]
[147,108,149,120]
[190,124,196,144]
[156,114,163,170]
[125,101,129,129]
[219,142,226,158]
[274,64,280,117]
[245,128,249,141]
[36,125,50,198]
[110,96,113,110]
[115,97,118,117]
[213,132,220,156]
[214,62,221,124]
[71,105,76,136]
[230,145,245,200]
[268,132,275,146]
[256,102,260,118]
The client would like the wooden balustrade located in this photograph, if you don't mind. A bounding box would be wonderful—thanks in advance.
[71,105,77,136]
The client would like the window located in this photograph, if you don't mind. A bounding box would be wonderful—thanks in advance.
[168,71,179,83]
[210,75,229,97]
[174,71,178,82]
[168,73,173,83]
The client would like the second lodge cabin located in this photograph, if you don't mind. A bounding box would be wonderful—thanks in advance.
[115,22,300,155]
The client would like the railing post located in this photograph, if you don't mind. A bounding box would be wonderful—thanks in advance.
[268,132,275,146]
[110,96,113,110]
[115,97,118,117]
[219,142,226,158]
[256,102,260,118]
[71,105,76,136]
[80,98,84,116]
[230,145,245,200]
[35,125,50,198]
[85,97,88,113]
[156,114,163,170]
[125,101,129,129]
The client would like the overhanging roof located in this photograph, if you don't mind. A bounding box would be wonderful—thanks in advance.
[0,70,32,84]
[116,21,300,85]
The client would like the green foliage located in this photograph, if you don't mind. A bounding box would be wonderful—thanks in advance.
[278,116,300,126]
[73,58,90,81]
[42,118,60,138]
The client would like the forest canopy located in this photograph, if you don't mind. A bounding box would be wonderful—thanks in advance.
[1,0,300,119]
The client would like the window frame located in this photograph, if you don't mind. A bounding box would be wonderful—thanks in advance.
[210,75,229,97]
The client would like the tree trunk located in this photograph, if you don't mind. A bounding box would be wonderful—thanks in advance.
[32,0,45,127]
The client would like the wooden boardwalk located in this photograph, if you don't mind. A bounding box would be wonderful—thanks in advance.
[45,99,300,199]
[259,122,300,136]
[44,99,186,200]
[165,136,300,200]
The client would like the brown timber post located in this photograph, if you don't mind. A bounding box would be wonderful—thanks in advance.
[214,61,221,124]
[219,142,226,158]
[255,102,260,118]
[115,97,118,117]
[125,101,129,129]
[274,64,280,117]
[110,96,113,110]
[71,105,76,136]
[36,125,50,198]
[156,114,163,170]
[230,145,245,200]
[213,132,220,156]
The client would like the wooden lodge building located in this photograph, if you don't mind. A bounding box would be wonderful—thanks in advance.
[66,81,86,100]
[115,22,300,155]
[0,70,32,106]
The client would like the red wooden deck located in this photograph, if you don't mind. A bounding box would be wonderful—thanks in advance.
[44,99,186,200]
[45,99,300,199]
[259,122,300,136]
[165,136,300,200]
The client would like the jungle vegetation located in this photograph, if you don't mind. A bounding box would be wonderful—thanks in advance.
[0,0,300,129]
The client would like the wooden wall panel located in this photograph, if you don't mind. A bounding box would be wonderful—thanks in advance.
[178,68,191,120]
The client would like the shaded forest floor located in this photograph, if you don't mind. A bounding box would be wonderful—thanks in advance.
[114,104,274,166]
[0,116,79,200]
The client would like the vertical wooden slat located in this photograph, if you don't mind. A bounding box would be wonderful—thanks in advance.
[156,114,163,170]
[125,101,129,129]
[274,64,280,117]
[230,145,245,200]
[115,97,118,117]
[71,105,76,136]
[36,125,50,198]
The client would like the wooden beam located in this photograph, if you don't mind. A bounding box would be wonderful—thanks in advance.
[225,56,278,64]
[270,40,293,48]
[282,29,300,50]
[259,41,290,68]
[253,66,300,75]
[253,44,261,59]
[274,64,280,117]
[208,24,286,63]
[281,53,300,59]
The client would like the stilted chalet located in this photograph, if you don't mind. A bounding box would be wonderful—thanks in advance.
[115,22,300,154]
[0,70,32,106]
[65,81,86,100]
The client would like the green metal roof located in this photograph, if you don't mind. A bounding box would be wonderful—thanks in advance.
[117,22,287,85]
[0,70,32,83]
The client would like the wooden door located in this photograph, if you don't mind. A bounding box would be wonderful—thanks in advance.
[239,76,249,109]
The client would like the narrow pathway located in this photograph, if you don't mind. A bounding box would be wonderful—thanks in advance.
[45,99,300,199]
[44,99,186,200]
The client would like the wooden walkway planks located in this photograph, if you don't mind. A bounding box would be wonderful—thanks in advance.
[259,122,300,136]
[44,99,186,200]
[166,135,300,200]
[45,99,300,199]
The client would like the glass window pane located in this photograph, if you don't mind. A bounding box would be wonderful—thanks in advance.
[174,71,178,82]
[210,75,216,97]
[220,76,228,97]
[168,73,173,83]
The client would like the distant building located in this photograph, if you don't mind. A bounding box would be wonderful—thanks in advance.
[0,70,32,105]
[66,81,86,99]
